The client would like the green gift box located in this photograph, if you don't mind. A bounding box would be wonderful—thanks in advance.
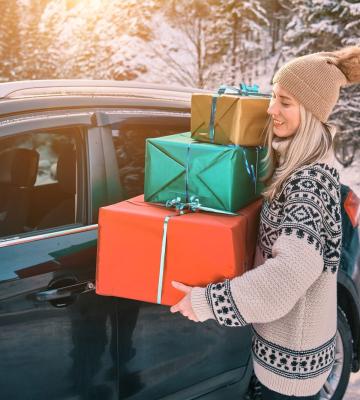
[144,132,267,213]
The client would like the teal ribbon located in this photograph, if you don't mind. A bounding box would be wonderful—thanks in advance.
[185,143,191,201]
[242,147,258,194]
[240,83,259,95]
[255,146,259,194]
[209,94,220,143]
[218,83,271,97]
[243,146,262,194]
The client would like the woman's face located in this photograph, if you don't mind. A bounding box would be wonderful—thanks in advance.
[267,83,301,138]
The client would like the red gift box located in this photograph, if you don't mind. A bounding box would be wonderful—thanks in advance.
[96,195,261,306]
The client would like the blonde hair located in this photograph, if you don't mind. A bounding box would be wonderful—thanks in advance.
[261,103,333,201]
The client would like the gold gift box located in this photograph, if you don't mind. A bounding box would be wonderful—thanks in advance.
[191,93,270,146]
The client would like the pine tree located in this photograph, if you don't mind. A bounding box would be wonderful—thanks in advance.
[281,0,360,146]
[105,0,155,80]
[343,1,360,45]
[211,0,268,86]
[149,0,269,89]
[17,0,56,80]
[151,0,216,88]
[40,0,153,80]
[0,0,22,81]
[282,0,359,56]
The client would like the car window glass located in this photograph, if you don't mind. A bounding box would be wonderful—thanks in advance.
[112,121,189,199]
[0,130,79,239]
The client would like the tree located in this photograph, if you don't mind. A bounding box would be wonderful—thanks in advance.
[281,0,360,142]
[0,0,22,81]
[40,0,153,80]
[282,0,359,57]
[148,0,217,88]
[147,0,269,89]
[260,0,289,55]
[212,0,268,85]
[17,0,55,80]
[104,0,155,80]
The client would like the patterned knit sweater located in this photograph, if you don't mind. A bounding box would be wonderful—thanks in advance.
[190,151,342,396]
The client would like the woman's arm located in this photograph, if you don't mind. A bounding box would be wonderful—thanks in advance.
[190,166,341,326]
[191,234,324,325]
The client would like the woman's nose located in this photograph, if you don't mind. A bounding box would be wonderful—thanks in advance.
[267,101,279,116]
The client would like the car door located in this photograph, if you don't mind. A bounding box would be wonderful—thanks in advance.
[101,110,254,399]
[0,114,120,400]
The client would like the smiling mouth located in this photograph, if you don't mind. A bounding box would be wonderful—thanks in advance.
[273,119,284,127]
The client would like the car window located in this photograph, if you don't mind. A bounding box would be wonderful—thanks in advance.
[0,129,80,239]
[112,118,190,199]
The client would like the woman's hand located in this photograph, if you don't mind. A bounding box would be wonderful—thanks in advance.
[170,281,199,322]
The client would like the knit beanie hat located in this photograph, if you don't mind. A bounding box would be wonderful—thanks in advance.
[272,46,360,122]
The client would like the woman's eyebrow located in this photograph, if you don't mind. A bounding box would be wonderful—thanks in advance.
[271,91,293,101]
[279,95,293,101]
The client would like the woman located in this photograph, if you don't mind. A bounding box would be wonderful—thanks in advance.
[170,46,360,399]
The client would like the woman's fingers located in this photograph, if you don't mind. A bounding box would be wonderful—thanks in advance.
[170,306,198,322]
[169,286,199,322]
[170,303,179,313]
[171,281,192,293]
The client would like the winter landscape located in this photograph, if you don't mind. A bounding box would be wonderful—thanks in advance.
[1,0,359,170]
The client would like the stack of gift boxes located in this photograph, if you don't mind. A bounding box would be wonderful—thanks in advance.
[96,84,270,306]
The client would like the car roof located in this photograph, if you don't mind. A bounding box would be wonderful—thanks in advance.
[0,80,213,117]
[0,79,212,100]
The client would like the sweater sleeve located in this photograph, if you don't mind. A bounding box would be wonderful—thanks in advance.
[191,167,338,326]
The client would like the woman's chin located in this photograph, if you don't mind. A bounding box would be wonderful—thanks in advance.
[273,127,291,138]
[273,129,285,137]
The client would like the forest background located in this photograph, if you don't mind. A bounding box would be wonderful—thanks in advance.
[0,0,359,155]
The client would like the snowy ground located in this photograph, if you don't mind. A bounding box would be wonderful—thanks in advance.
[344,370,360,400]
[334,152,360,198]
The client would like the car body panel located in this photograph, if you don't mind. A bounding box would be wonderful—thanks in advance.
[0,226,120,400]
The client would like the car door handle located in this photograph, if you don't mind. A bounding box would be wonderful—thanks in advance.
[35,281,95,302]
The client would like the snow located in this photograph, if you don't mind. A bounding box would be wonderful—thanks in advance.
[309,20,340,35]
[348,2,360,15]
[134,13,197,86]
[335,154,360,197]
[0,0,358,88]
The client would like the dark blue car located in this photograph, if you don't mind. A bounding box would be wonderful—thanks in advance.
[0,80,359,400]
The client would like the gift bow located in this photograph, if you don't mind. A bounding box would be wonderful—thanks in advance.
[165,196,238,216]
[217,83,271,97]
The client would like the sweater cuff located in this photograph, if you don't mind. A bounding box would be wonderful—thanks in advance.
[190,287,215,322]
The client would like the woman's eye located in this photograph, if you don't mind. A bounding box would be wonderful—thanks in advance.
[281,103,291,107]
